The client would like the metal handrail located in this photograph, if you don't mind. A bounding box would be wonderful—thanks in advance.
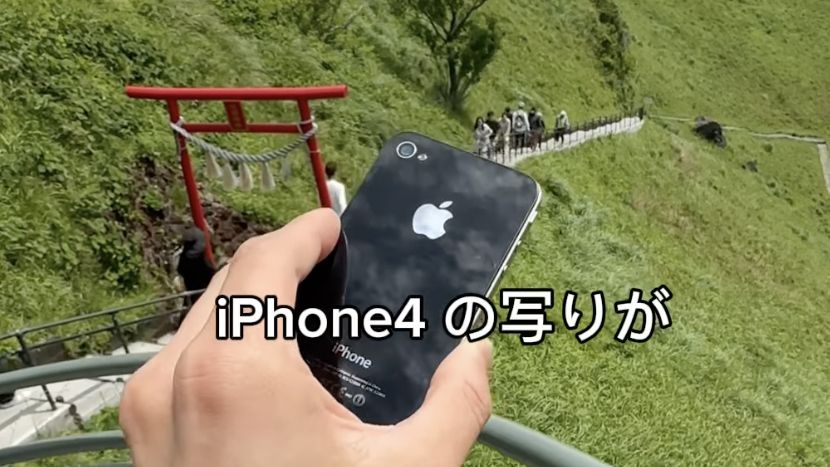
[0,290,204,410]
[0,423,611,467]
[487,108,645,165]
[0,354,152,392]
[0,354,611,467]
[0,431,126,465]
[24,310,177,354]
[0,290,203,341]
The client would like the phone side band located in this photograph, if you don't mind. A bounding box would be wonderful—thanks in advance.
[484,179,543,299]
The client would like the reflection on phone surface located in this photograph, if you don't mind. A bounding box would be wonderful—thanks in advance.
[302,132,541,425]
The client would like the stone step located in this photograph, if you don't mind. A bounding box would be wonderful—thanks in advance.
[0,333,174,448]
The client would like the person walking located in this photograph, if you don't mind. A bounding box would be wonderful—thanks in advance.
[325,162,348,216]
[554,110,570,144]
[512,102,530,151]
[485,111,500,157]
[497,109,512,159]
[529,107,546,150]
[473,117,493,158]
[175,227,216,329]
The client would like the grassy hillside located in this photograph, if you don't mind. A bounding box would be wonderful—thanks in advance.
[2,0,829,466]
[478,127,830,466]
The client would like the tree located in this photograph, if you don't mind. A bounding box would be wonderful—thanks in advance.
[284,0,346,43]
[211,0,346,43]
[397,0,501,111]
[591,0,638,111]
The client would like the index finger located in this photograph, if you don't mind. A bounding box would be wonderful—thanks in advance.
[189,208,341,357]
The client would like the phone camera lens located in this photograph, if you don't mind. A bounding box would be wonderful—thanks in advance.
[396,141,417,159]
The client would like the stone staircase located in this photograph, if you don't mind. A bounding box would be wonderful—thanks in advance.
[0,334,172,449]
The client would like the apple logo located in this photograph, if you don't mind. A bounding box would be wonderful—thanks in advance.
[412,201,454,240]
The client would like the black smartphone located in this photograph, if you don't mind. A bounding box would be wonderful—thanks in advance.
[300,132,541,425]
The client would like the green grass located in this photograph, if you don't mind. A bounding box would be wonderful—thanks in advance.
[3,0,829,465]
[15,408,129,467]
[470,126,830,466]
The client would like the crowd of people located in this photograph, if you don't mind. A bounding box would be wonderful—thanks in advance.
[473,102,570,158]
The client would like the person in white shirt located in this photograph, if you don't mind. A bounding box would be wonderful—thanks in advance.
[511,102,531,150]
[473,117,493,157]
[496,108,512,157]
[325,162,348,216]
[554,110,570,144]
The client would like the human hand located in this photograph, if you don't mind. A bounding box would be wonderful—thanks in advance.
[120,208,493,467]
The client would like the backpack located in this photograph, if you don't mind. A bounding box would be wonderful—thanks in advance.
[513,113,526,132]
[530,114,544,130]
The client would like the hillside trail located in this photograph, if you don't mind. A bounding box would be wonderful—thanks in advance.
[813,143,830,194]
[651,114,830,194]
[492,115,646,168]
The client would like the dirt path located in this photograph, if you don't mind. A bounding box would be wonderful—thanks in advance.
[651,114,830,194]
[818,143,830,195]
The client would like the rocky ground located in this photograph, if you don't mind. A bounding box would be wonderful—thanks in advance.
[132,154,277,287]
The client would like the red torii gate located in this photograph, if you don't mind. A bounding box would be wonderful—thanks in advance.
[125,85,349,265]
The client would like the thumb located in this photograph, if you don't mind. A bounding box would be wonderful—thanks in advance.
[394,339,493,465]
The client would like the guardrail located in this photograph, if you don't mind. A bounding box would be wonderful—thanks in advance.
[0,354,612,467]
[483,107,646,165]
[0,290,204,410]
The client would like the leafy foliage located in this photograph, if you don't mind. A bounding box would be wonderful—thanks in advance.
[17,407,129,467]
[210,0,346,42]
[395,0,502,111]
[590,0,638,111]
[0,2,171,332]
